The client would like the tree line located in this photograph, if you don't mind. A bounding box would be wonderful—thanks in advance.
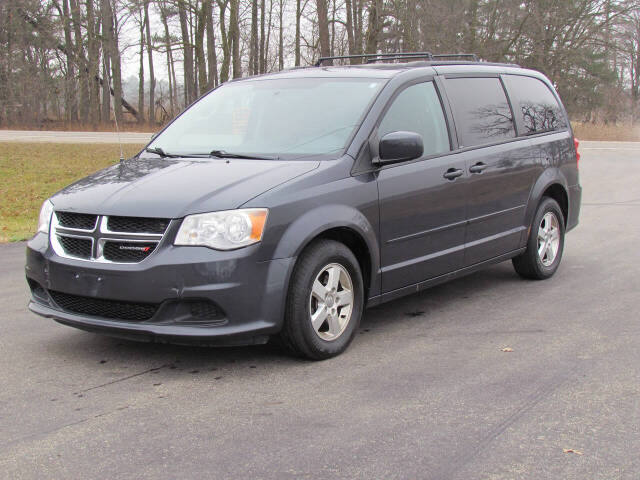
[1,0,640,129]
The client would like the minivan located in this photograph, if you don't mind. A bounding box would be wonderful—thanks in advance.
[26,52,581,359]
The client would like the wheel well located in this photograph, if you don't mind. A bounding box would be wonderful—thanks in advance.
[309,227,373,301]
[542,184,568,225]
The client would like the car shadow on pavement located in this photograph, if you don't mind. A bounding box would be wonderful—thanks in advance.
[40,261,529,375]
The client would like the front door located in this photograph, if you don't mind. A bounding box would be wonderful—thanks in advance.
[376,81,468,293]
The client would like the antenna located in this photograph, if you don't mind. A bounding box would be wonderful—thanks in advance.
[102,54,125,162]
[113,99,125,163]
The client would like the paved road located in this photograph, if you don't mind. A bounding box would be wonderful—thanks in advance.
[1,129,639,151]
[1,144,639,479]
[0,130,152,144]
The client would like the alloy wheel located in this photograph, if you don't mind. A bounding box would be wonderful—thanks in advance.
[308,263,354,341]
[537,211,560,266]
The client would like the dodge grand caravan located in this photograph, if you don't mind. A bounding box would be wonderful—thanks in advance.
[26,53,581,359]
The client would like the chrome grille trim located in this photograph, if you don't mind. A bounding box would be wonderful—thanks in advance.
[51,212,167,264]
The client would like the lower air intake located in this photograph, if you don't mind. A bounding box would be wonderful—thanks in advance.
[48,290,159,321]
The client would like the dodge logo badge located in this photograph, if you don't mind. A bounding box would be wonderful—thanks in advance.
[118,245,152,252]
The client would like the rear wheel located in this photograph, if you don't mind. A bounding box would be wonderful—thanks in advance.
[513,197,565,280]
[279,240,364,360]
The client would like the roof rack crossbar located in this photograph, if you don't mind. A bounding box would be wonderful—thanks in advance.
[315,52,435,66]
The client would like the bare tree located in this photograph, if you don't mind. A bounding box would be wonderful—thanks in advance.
[218,0,231,83]
[136,1,145,123]
[195,0,208,94]
[295,0,302,66]
[69,0,89,122]
[316,0,331,61]
[205,0,218,88]
[229,0,241,78]
[365,0,382,54]
[250,0,258,74]
[86,0,100,126]
[3,0,640,128]
[278,0,284,70]
[108,0,124,125]
[58,0,78,122]
[178,0,195,103]
[144,0,155,123]
[100,0,112,123]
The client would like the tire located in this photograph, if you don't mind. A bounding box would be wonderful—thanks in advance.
[279,239,364,360]
[512,197,565,280]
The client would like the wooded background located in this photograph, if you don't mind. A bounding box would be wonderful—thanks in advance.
[1,0,640,129]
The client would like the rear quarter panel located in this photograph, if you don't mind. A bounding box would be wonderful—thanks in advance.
[522,131,577,235]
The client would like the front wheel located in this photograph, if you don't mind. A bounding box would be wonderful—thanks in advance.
[512,197,565,280]
[279,239,364,360]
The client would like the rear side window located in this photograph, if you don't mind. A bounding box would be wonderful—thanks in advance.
[502,75,568,135]
[444,77,515,148]
[378,82,450,157]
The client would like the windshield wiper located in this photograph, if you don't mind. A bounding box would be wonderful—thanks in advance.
[145,147,182,158]
[146,147,275,160]
[209,150,275,160]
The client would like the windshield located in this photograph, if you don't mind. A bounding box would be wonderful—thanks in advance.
[146,77,385,159]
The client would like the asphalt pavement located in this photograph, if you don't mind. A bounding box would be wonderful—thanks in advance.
[0,130,152,144]
[1,142,639,479]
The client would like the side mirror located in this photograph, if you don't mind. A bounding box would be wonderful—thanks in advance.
[377,131,424,164]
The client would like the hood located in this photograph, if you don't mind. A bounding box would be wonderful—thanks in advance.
[51,157,319,218]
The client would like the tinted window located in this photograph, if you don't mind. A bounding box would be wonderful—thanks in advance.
[503,75,568,135]
[445,77,515,148]
[378,82,450,157]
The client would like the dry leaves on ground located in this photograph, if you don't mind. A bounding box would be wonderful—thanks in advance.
[563,448,583,455]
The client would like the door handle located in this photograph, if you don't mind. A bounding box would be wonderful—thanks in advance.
[469,162,488,174]
[443,168,464,180]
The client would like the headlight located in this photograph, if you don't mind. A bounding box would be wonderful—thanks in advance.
[37,199,54,234]
[175,209,268,250]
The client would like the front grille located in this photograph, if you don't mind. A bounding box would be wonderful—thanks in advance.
[52,212,168,264]
[107,216,170,234]
[48,290,159,321]
[56,212,97,230]
[58,236,92,259]
[103,241,157,263]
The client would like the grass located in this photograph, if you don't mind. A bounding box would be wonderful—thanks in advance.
[1,121,639,242]
[572,122,640,141]
[0,142,143,242]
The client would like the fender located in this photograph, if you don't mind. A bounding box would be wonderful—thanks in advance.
[271,204,381,299]
[521,167,569,245]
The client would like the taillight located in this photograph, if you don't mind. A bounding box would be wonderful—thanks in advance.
[574,137,580,167]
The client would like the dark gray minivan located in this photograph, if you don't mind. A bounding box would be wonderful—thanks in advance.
[26,53,581,359]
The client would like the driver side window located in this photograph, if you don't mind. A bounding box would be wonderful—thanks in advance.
[379,82,451,157]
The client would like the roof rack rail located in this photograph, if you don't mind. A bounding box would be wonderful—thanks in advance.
[315,52,434,66]
[432,53,479,62]
[315,52,481,66]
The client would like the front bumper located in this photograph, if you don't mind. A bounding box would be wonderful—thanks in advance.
[25,232,295,345]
